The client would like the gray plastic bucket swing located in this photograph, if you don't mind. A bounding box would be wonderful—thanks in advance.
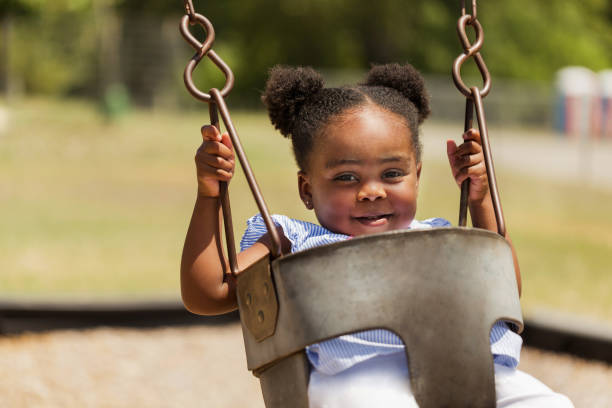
[237,227,522,408]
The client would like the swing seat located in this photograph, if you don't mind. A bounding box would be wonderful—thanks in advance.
[237,227,523,408]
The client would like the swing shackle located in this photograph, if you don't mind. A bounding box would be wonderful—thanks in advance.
[452,14,490,98]
[180,11,234,102]
[180,1,283,275]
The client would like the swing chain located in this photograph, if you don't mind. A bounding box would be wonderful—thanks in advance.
[453,0,506,237]
[460,0,477,22]
[179,1,283,272]
[452,6,490,98]
[183,0,196,22]
[180,0,234,101]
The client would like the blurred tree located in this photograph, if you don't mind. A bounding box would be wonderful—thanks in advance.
[0,0,34,96]
[165,0,612,103]
[2,0,99,95]
[2,0,611,105]
[478,0,612,80]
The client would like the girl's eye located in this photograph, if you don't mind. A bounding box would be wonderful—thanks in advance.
[334,173,358,182]
[383,170,404,179]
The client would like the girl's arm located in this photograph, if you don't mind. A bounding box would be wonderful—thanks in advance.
[180,125,273,315]
[447,129,522,296]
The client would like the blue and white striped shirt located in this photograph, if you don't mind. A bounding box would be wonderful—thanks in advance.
[240,214,522,375]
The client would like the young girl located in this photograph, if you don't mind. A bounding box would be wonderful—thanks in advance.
[181,63,573,407]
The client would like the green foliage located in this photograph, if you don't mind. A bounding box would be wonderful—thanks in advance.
[3,0,612,100]
[10,8,97,94]
[0,0,35,16]
[479,1,612,80]
[172,0,612,100]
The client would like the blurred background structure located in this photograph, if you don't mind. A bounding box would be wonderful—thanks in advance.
[1,0,612,406]
[0,0,610,125]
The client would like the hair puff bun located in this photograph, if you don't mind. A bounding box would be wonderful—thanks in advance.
[261,66,324,137]
[364,63,430,124]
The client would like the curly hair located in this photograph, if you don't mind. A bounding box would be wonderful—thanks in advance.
[261,63,430,171]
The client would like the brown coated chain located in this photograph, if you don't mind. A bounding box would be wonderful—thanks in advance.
[460,0,477,22]
[452,0,506,237]
[183,0,196,22]
[179,11,234,101]
[180,1,283,275]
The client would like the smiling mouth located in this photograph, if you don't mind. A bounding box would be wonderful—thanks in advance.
[353,214,392,227]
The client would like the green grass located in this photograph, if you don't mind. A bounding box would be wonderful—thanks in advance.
[1,98,611,323]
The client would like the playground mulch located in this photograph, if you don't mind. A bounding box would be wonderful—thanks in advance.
[1,323,610,407]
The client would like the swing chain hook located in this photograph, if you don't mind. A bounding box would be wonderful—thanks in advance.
[452,1,490,98]
[180,0,234,102]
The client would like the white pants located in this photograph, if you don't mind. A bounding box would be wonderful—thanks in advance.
[308,352,573,408]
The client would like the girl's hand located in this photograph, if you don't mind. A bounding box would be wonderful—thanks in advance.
[195,125,235,197]
[446,129,489,203]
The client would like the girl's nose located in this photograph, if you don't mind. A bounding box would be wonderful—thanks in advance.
[357,182,387,201]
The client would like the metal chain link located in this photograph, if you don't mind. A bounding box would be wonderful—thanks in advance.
[460,0,477,22]
[183,0,196,22]
[179,9,234,101]
[452,0,506,237]
[180,1,283,275]
[452,12,490,98]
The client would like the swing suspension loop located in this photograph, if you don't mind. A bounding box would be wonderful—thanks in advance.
[180,1,283,275]
[179,13,234,101]
[453,0,506,237]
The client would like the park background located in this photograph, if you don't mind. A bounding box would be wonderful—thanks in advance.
[1,0,612,406]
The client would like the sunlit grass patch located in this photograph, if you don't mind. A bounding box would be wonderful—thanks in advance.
[1,98,611,324]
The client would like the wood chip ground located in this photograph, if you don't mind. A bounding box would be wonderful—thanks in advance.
[1,324,610,407]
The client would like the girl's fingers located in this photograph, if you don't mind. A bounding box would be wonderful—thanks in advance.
[446,139,458,169]
[196,147,234,170]
[198,163,233,181]
[201,153,234,172]
[454,161,486,183]
[455,152,483,168]
[200,140,234,159]
[448,136,486,180]
[201,125,222,142]
[446,139,458,157]
[463,128,481,143]
[449,130,489,199]
[219,132,234,152]
[454,140,482,156]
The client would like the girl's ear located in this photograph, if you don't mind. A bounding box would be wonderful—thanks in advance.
[298,171,314,210]
[416,162,422,189]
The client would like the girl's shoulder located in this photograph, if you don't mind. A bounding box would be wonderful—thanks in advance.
[241,214,349,253]
[244,214,328,237]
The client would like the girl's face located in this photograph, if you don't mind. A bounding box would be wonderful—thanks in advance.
[298,106,421,237]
